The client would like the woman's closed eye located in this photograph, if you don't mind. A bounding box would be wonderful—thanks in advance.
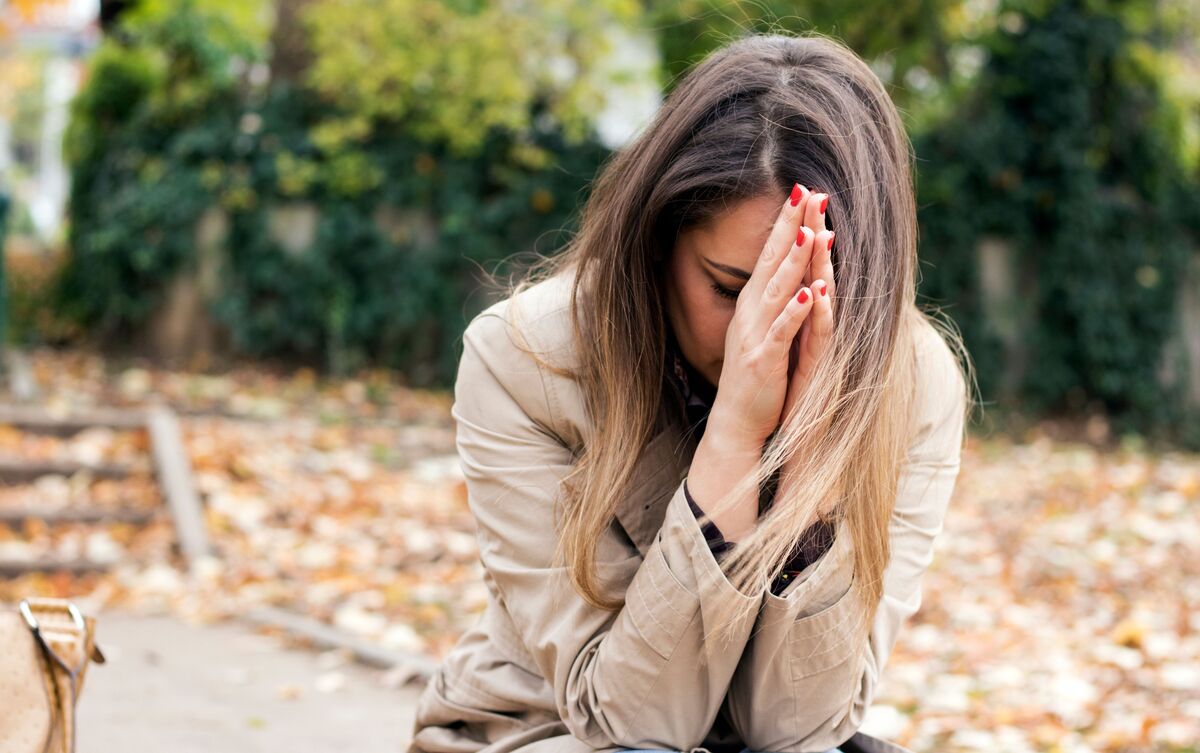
[710,281,742,301]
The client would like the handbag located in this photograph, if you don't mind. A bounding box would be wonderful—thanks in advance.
[0,597,107,753]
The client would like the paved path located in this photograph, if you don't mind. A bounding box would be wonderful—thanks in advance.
[76,610,426,752]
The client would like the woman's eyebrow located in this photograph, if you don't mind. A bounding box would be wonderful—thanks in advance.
[701,256,752,281]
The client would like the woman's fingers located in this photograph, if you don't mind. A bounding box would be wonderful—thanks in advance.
[764,283,815,361]
[800,189,828,282]
[763,224,816,312]
[745,184,811,304]
[804,191,829,239]
[798,189,835,316]
[794,278,834,385]
[805,230,836,318]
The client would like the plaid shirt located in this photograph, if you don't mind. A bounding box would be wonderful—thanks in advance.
[664,329,836,596]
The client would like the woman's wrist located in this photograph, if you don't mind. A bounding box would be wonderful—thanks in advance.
[704,405,772,455]
[688,423,766,543]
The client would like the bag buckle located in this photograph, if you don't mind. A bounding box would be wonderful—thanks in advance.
[19,597,86,634]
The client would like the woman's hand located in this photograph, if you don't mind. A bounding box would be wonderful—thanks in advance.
[786,187,836,409]
[690,184,821,542]
[779,188,837,515]
[706,184,822,450]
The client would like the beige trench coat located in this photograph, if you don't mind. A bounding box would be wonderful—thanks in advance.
[407,270,967,753]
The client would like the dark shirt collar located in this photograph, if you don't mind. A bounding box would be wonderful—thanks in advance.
[664,324,717,434]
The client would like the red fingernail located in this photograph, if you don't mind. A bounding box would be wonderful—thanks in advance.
[828,232,835,251]
[790,184,802,206]
[819,196,829,214]
[797,288,809,304]
[818,281,828,296]
[796,226,809,245]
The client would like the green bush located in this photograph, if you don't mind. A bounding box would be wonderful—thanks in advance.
[61,6,246,335]
[61,1,611,385]
[913,0,1200,444]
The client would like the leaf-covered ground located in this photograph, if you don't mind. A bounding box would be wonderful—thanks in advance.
[1,348,1196,752]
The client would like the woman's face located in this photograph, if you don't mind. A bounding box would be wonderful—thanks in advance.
[664,193,782,389]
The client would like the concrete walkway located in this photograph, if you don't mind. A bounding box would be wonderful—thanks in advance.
[76,610,426,752]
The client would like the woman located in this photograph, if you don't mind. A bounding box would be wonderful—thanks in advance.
[408,31,974,753]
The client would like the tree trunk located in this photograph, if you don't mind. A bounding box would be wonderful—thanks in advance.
[270,0,315,84]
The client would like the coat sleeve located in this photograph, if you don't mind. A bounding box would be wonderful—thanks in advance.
[453,310,767,750]
[724,327,968,753]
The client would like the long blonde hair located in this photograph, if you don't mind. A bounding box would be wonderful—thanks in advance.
[483,31,976,647]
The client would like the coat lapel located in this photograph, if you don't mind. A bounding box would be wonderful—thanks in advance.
[612,425,692,557]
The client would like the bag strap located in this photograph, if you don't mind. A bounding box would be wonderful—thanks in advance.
[20,599,94,753]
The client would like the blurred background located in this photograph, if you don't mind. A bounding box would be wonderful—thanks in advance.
[0,0,1198,751]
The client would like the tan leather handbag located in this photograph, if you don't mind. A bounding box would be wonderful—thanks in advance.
[0,598,106,753]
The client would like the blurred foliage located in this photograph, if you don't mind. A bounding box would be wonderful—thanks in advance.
[61,4,244,330]
[644,0,965,119]
[6,247,77,344]
[60,0,610,384]
[0,53,48,239]
[213,83,609,382]
[125,0,273,47]
[913,0,1200,445]
[56,0,1200,438]
[304,0,641,157]
[0,53,44,127]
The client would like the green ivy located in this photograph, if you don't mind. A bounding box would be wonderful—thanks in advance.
[914,0,1200,445]
[60,3,245,335]
[60,2,610,386]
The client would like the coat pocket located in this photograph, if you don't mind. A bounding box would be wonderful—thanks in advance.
[787,576,860,679]
[623,534,696,661]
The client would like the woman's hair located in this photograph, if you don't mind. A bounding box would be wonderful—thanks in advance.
[480,31,976,645]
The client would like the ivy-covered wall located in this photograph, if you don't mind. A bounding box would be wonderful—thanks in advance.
[60,2,613,385]
[913,0,1200,444]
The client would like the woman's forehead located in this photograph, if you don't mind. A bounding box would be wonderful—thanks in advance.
[685,194,781,271]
